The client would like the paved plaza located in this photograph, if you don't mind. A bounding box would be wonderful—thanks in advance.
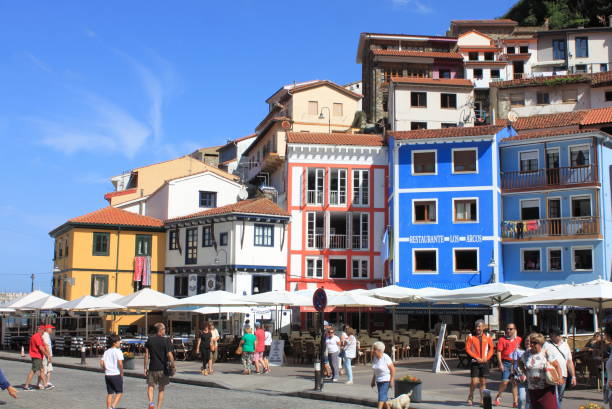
[0,352,605,409]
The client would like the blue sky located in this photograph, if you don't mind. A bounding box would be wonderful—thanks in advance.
[0,0,515,292]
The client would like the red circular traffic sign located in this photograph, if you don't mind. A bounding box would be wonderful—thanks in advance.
[313,288,327,312]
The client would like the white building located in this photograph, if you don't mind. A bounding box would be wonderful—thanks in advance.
[217,134,257,175]
[164,197,290,299]
[388,77,475,131]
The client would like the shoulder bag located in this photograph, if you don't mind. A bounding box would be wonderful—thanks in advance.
[544,351,562,386]
[235,345,243,355]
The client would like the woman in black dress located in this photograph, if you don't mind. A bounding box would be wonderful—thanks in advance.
[195,323,212,375]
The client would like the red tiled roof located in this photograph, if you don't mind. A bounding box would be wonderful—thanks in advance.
[390,77,473,87]
[590,71,612,87]
[371,49,464,60]
[464,61,508,66]
[500,53,531,60]
[390,125,503,141]
[288,80,362,100]
[581,107,612,125]
[286,132,384,146]
[490,73,591,88]
[68,206,164,227]
[503,127,592,142]
[451,19,518,25]
[510,111,588,130]
[166,198,289,222]
[104,188,137,201]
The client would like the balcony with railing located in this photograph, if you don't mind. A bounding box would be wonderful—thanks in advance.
[329,234,348,249]
[501,216,600,241]
[329,191,347,206]
[501,165,598,192]
[307,234,324,249]
[351,235,368,250]
[306,190,324,205]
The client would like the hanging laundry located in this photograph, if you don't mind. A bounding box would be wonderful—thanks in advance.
[134,256,145,282]
[141,256,152,286]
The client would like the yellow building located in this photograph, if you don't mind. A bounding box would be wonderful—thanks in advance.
[49,206,165,334]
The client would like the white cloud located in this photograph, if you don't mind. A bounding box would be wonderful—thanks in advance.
[85,28,97,38]
[391,0,432,13]
[25,53,52,73]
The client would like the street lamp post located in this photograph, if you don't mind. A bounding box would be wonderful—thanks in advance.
[214,249,229,332]
[319,107,331,133]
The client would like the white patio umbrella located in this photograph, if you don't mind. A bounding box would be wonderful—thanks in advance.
[243,290,312,333]
[0,307,15,313]
[1,290,49,309]
[115,288,178,335]
[20,295,66,310]
[170,291,256,331]
[424,282,538,306]
[97,293,125,303]
[58,296,125,339]
[193,306,252,315]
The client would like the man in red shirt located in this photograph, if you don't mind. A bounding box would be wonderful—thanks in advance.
[494,322,522,407]
[23,325,51,390]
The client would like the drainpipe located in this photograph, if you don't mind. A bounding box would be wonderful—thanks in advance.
[115,227,121,294]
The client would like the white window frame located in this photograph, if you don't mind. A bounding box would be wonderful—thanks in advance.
[411,149,437,176]
[352,169,370,207]
[412,198,438,224]
[568,144,591,167]
[520,198,541,220]
[452,197,479,224]
[351,212,369,251]
[452,247,480,274]
[351,257,369,279]
[305,257,324,279]
[570,194,592,217]
[571,246,594,272]
[412,248,439,275]
[520,248,542,272]
[518,149,539,172]
[547,247,563,272]
[307,168,325,205]
[452,148,479,174]
[328,168,347,206]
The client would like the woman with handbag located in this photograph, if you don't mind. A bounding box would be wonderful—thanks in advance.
[195,323,212,376]
[519,333,564,409]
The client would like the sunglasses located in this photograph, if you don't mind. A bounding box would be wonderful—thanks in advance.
[506,328,516,330]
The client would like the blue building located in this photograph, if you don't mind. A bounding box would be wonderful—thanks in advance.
[388,125,516,290]
[499,125,612,288]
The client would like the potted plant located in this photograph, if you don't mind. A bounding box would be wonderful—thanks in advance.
[579,404,603,409]
[123,351,135,370]
[395,374,422,402]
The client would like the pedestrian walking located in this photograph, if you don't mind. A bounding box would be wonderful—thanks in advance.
[325,327,341,382]
[494,322,522,406]
[100,334,124,409]
[604,323,612,409]
[195,323,212,376]
[253,322,266,374]
[239,325,256,375]
[518,332,564,409]
[466,319,494,406]
[208,322,220,375]
[544,328,576,409]
[23,325,51,391]
[342,327,357,384]
[262,325,272,374]
[370,341,395,409]
[511,336,530,409]
[0,368,17,399]
[40,324,55,389]
[144,323,175,409]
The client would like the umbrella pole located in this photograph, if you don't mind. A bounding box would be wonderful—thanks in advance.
[358,308,361,334]
[218,305,222,334]
[85,311,89,340]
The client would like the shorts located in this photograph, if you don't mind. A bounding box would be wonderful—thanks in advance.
[31,358,43,372]
[253,352,263,362]
[105,375,123,394]
[146,370,170,388]
[376,381,390,402]
[501,360,513,381]
[264,346,271,358]
[470,361,489,378]
[43,357,53,372]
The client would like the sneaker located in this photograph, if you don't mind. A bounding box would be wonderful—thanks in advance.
[345,380,353,385]
[23,385,33,391]
[44,384,55,390]
[149,402,155,409]
[332,378,338,382]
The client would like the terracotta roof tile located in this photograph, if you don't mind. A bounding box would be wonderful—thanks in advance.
[451,19,518,25]
[389,125,503,141]
[288,80,362,100]
[286,132,384,146]
[104,188,137,201]
[371,49,464,60]
[510,111,588,130]
[167,198,289,222]
[503,127,592,142]
[581,107,612,125]
[590,71,612,86]
[390,77,473,87]
[490,73,592,88]
[68,206,164,227]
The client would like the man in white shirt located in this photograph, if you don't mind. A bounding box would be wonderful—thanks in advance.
[544,327,576,409]
[40,325,55,389]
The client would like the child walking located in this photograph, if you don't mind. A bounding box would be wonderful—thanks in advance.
[100,335,124,409]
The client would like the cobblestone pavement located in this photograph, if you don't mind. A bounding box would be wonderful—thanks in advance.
[0,359,370,409]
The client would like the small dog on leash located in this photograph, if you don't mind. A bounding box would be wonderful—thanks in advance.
[389,393,411,409]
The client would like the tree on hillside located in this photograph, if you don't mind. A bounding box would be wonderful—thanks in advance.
[502,0,612,28]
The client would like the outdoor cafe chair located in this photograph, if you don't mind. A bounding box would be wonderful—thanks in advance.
[172,339,188,361]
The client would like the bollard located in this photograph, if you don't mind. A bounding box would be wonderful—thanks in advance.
[314,359,323,391]
[80,346,86,365]
[20,346,25,358]
[482,389,492,409]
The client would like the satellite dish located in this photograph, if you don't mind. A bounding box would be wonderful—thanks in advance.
[508,111,519,122]
[238,187,248,200]
[281,120,292,130]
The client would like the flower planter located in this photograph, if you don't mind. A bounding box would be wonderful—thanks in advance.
[395,380,422,402]
[123,358,135,370]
